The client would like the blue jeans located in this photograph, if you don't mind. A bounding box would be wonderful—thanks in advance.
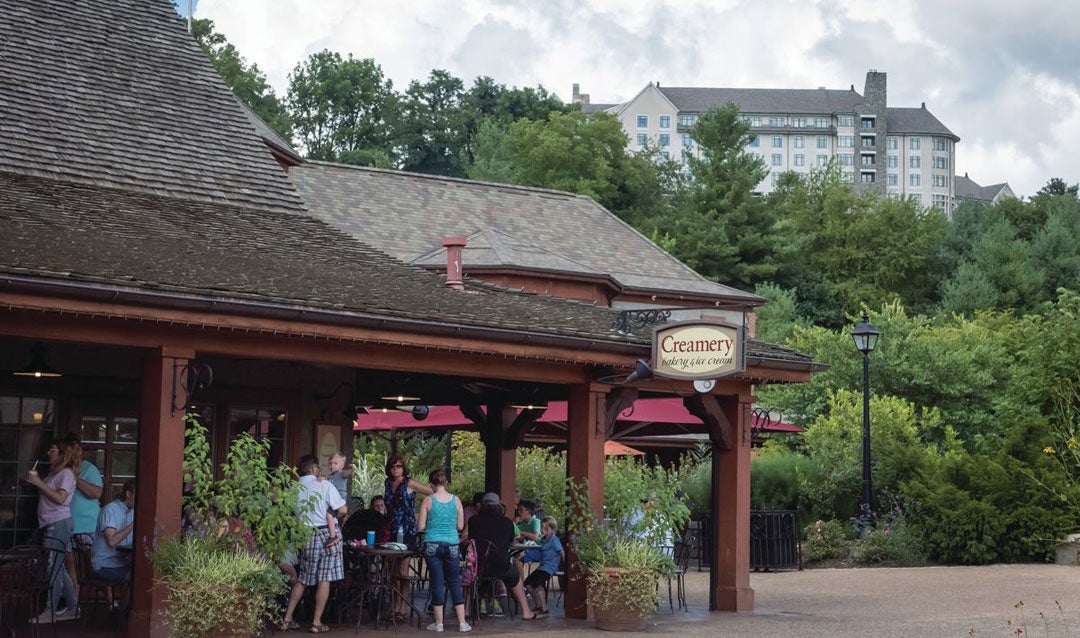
[424,542,464,607]
[41,518,77,612]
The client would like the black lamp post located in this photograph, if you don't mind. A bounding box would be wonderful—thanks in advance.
[851,312,880,534]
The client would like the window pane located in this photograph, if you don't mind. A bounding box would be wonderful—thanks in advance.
[0,398,19,425]
[84,448,106,471]
[79,417,107,443]
[112,417,138,444]
[21,398,53,426]
[0,430,16,455]
[112,450,137,478]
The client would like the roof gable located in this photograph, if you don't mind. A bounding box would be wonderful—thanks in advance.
[289,162,760,303]
[613,83,679,116]
[0,0,304,214]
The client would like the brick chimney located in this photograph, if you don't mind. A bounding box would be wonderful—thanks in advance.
[442,236,466,290]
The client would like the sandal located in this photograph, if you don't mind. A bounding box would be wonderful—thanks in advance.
[309,624,330,633]
[282,620,301,630]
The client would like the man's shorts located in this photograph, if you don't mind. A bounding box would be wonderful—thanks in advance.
[523,568,552,589]
[298,527,344,587]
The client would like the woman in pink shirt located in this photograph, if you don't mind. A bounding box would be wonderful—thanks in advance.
[25,440,80,623]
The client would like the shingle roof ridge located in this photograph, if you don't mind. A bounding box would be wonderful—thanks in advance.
[304,161,591,201]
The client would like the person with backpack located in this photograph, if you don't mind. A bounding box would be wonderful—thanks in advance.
[417,470,471,633]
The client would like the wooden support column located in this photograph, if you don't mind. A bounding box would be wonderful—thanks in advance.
[708,394,754,612]
[477,403,516,512]
[130,346,192,638]
[564,383,608,619]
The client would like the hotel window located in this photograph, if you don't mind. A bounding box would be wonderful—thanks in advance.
[682,133,692,148]
[887,174,898,186]
[860,172,875,183]
[843,171,855,183]
[636,133,647,147]
[910,156,921,169]
[659,115,671,129]
[838,115,854,127]
[794,136,804,148]
[678,114,697,127]
[771,154,783,166]
[861,117,876,129]
[910,137,921,150]
[817,154,829,166]
[838,136,854,148]
[911,193,922,204]
[838,153,854,166]
[772,136,783,148]
[886,155,898,168]
[794,154,805,166]
[861,154,875,166]
[933,174,947,188]
[791,117,806,128]
[933,194,949,210]
[768,116,786,127]
[910,174,921,187]
[887,137,898,150]
[817,136,828,148]
[659,134,670,147]
[636,115,648,128]
[861,135,875,147]
[749,136,759,148]
[933,137,947,151]
[934,157,948,170]
[750,116,761,127]
[772,173,782,185]
[814,117,830,128]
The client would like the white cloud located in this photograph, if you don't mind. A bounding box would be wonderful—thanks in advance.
[198,0,1080,196]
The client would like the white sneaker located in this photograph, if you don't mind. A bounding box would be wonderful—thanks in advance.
[54,607,80,622]
[29,610,55,625]
[459,621,473,633]
[427,622,444,632]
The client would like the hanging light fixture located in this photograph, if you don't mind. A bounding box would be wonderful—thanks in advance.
[12,343,62,378]
[511,402,549,411]
[380,394,421,403]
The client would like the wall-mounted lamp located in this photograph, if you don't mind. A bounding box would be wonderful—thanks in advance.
[596,359,653,385]
[12,343,62,378]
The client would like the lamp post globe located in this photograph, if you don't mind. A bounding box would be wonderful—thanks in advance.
[851,312,880,535]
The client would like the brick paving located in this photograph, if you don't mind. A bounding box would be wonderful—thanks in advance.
[42,564,1080,637]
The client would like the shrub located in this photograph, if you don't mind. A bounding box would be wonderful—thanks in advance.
[751,449,827,526]
[803,519,847,562]
[851,529,892,564]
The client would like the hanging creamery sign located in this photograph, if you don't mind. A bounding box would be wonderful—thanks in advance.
[652,320,745,380]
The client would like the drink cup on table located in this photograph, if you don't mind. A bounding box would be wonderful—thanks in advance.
[366,530,376,545]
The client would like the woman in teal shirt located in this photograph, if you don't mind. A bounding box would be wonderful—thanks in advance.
[418,470,470,633]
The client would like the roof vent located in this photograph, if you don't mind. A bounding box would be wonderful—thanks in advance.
[442,236,466,291]
[850,84,855,91]
[921,101,926,109]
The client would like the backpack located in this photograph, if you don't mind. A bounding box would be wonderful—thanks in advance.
[460,539,478,586]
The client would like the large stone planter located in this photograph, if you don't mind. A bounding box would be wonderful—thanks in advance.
[588,567,653,632]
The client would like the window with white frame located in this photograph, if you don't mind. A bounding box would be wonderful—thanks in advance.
[933,138,947,151]
[933,174,947,188]
[659,133,670,147]
[910,174,921,186]
[794,154,805,166]
[911,193,922,204]
[682,133,692,148]
[814,117,830,128]
[861,154,875,166]
[910,156,921,169]
[636,133,647,147]
[791,117,806,128]
[861,135,875,147]
[861,117,876,129]
[768,116,786,127]
[910,137,921,150]
[887,155,898,168]
[887,137,898,149]
[838,153,854,166]
[771,154,783,166]
[817,154,829,166]
[843,171,855,183]
[933,194,948,210]
[887,174,898,186]
[772,136,783,148]
[839,136,854,148]
[934,157,948,170]
[678,114,697,127]
[838,115,854,127]
[659,115,671,129]
[817,136,828,148]
[794,136,804,148]
[636,115,648,128]
[750,116,761,127]
[860,171,875,183]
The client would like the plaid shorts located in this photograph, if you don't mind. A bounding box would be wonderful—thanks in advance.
[298,528,344,587]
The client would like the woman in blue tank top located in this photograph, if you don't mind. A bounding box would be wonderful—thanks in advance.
[418,469,470,632]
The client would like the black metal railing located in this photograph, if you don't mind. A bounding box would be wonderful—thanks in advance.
[750,510,801,571]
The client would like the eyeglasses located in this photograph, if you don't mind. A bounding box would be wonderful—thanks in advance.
[391,464,404,469]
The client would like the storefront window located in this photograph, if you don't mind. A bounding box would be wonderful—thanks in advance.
[0,395,55,547]
[228,407,287,467]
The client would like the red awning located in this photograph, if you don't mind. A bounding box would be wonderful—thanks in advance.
[354,398,803,433]
[604,440,645,456]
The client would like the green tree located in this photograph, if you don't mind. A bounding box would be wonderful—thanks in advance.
[190,18,293,144]
[286,51,399,163]
[679,104,772,288]
[397,70,470,176]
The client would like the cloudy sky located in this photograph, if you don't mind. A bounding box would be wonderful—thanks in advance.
[192,0,1080,197]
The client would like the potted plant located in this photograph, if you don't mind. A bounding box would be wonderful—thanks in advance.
[566,478,680,631]
[148,416,312,637]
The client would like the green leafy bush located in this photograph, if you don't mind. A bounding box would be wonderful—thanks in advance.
[751,449,826,526]
[802,519,847,562]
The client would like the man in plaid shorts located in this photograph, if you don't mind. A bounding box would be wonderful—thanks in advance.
[282,454,347,633]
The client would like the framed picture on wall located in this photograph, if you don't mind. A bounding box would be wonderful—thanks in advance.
[315,423,341,473]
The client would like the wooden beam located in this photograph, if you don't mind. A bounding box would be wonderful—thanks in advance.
[684,394,733,450]
[603,387,638,437]
[565,384,607,620]
[709,396,754,612]
[130,347,191,637]
[504,408,544,450]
